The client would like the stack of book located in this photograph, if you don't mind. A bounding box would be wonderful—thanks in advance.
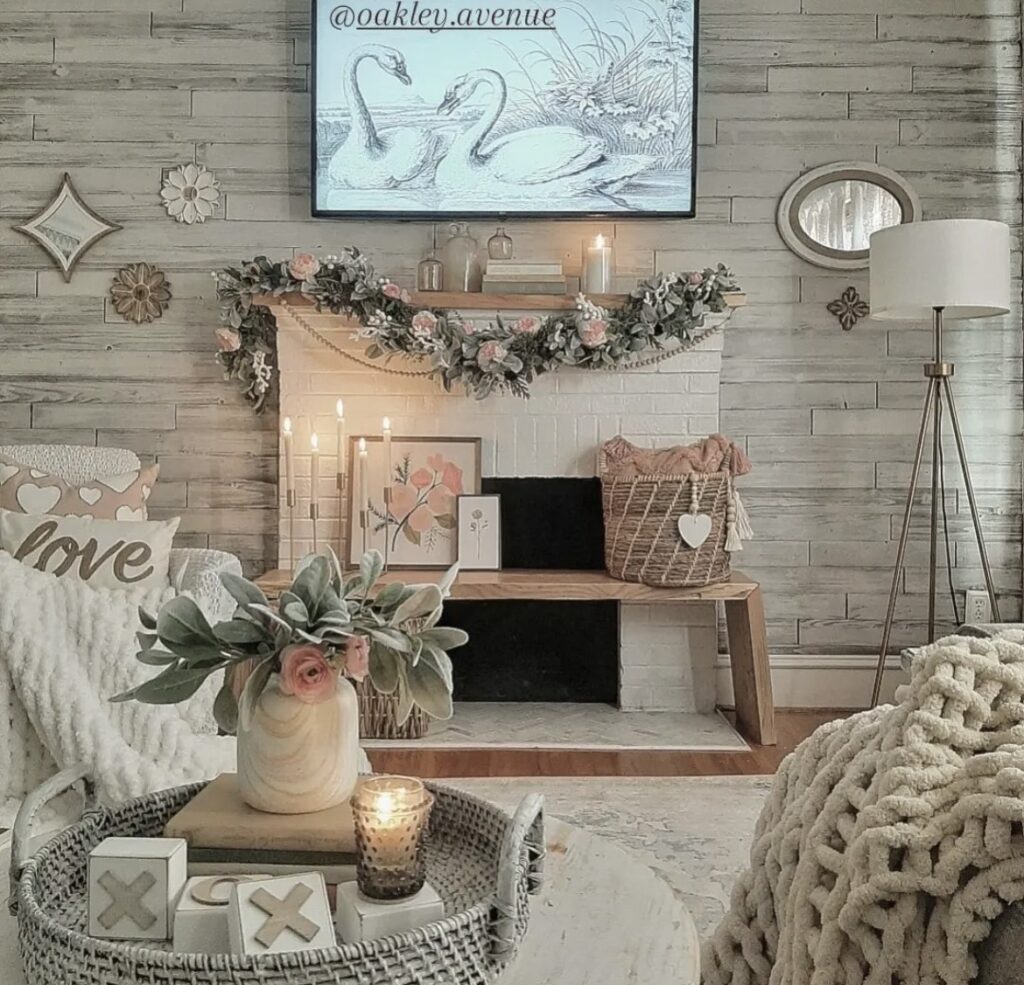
[164,773,357,884]
[482,259,567,295]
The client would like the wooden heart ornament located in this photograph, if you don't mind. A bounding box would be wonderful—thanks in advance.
[677,513,712,548]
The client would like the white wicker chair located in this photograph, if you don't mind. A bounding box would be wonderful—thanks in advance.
[0,444,243,804]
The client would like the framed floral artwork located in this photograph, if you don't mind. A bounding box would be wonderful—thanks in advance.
[347,436,481,569]
[456,494,502,571]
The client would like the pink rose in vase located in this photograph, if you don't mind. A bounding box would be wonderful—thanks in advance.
[579,319,608,349]
[288,253,321,282]
[342,635,370,682]
[278,644,335,704]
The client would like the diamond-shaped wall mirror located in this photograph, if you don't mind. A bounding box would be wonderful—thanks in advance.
[13,172,122,282]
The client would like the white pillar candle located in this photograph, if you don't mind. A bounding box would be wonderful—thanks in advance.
[336,399,346,477]
[282,417,296,498]
[358,438,369,517]
[382,417,392,488]
[583,233,613,294]
[310,432,320,508]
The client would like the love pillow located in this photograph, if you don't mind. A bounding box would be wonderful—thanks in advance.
[0,510,179,591]
[0,453,158,521]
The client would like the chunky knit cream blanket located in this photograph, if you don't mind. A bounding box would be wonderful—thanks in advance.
[703,631,1024,985]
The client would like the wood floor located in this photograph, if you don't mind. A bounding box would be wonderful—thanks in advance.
[369,709,844,778]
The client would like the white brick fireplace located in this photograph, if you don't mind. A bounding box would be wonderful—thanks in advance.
[274,300,724,713]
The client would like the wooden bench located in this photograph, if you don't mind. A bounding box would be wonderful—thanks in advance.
[255,569,776,746]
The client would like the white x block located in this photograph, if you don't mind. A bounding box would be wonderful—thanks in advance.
[172,874,270,955]
[88,837,188,941]
[335,881,444,944]
[227,872,336,956]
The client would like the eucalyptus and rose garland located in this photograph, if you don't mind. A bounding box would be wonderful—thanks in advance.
[213,248,739,409]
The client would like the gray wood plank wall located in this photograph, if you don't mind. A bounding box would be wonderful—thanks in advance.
[0,0,1020,656]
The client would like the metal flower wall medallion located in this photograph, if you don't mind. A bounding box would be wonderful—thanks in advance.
[111,263,172,324]
[827,286,870,331]
[161,163,220,224]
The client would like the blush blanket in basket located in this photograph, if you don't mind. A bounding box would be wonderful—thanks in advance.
[0,550,235,822]
[702,630,1024,985]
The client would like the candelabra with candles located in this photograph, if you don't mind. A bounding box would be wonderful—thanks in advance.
[335,399,348,570]
[382,417,392,572]
[282,416,297,572]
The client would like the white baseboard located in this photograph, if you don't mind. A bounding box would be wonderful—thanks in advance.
[715,653,906,709]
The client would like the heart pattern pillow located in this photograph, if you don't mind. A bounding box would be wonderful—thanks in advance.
[0,509,179,591]
[0,454,158,521]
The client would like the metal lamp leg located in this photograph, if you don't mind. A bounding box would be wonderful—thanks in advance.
[941,376,1001,621]
[871,378,938,707]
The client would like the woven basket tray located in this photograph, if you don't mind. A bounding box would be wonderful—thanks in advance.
[10,767,544,985]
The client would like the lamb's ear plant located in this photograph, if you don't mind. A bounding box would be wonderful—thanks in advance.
[111,548,468,732]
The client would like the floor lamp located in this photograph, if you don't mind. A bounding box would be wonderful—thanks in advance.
[869,218,1011,707]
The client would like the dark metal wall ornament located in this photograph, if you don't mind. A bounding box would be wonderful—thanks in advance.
[827,286,870,331]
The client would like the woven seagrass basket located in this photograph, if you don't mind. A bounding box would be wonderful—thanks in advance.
[11,766,544,985]
[355,677,430,739]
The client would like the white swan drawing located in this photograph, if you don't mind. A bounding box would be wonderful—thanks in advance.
[327,44,442,189]
[435,70,654,204]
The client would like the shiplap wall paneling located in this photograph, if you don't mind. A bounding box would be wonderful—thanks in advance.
[0,0,1019,662]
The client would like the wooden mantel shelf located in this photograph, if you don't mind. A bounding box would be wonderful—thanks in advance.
[254,290,747,313]
[256,568,758,603]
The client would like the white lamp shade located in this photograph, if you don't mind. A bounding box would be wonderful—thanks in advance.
[869,218,1011,320]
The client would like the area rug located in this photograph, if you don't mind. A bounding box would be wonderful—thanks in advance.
[448,774,769,937]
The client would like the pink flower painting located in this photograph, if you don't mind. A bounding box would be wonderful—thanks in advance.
[361,441,478,564]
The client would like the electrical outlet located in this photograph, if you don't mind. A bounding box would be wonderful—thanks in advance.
[964,590,992,624]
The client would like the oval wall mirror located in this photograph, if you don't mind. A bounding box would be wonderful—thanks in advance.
[777,162,920,270]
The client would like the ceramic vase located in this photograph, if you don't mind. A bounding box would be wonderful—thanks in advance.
[236,671,360,814]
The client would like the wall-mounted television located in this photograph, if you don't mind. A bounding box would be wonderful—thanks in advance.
[312,0,699,219]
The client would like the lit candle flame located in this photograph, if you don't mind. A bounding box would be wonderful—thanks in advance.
[283,416,292,435]
[595,233,605,249]
[382,416,391,432]
[336,399,344,419]
[375,791,396,823]
[311,432,319,451]
[358,437,367,453]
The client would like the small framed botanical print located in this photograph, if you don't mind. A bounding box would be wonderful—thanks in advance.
[456,494,502,571]
[347,436,481,569]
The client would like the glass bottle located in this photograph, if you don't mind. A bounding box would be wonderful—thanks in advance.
[417,249,444,292]
[442,222,483,293]
[487,225,514,260]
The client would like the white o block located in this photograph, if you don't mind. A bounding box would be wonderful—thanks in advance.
[227,872,336,956]
[335,882,444,944]
[88,837,188,941]
[172,874,270,955]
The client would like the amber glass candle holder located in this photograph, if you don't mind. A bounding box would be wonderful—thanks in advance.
[351,776,434,901]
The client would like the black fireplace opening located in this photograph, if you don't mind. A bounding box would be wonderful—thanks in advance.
[444,477,618,704]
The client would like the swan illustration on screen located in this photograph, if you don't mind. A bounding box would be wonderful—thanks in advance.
[434,70,654,206]
[327,44,443,189]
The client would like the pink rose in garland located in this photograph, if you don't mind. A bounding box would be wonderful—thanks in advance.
[688,271,704,286]
[342,635,370,682]
[513,316,541,335]
[288,252,321,282]
[278,643,335,704]
[411,310,437,338]
[215,327,241,352]
[579,319,609,349]
[478,340,508,369]
[382,282,403,299]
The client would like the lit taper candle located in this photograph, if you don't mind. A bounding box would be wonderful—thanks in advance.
[310,431,320,508]
[336,399,346,478]
[282,416,296,499]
